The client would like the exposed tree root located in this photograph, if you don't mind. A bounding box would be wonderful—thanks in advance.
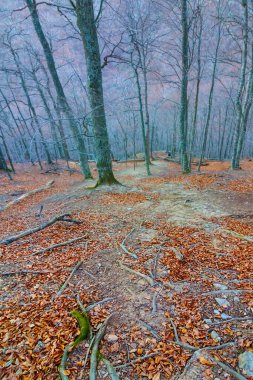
[120,228,138,259]
[168,319,245,379]
[59,309,90,380]
[0,214,81,245]
[1,180,54,211]
[101,356,120,380]
[53,261,82,300]
[32,234,88,255]
[138,319,162,341]
[222,229,253,243]
[90,315,113,380]
[118,261,154,286]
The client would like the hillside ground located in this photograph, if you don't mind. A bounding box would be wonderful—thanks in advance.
[0,158,252,380]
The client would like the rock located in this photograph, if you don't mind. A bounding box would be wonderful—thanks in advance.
[33,340,45,352]
[213,283,228,290]
[105,334,118,342]
[215,298,230,308]
[210,331,221,342]
[221,313,231,319]
[238,351,253,376]
[234,296,240,302]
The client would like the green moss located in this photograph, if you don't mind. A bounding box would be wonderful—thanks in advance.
[70,310,90,347]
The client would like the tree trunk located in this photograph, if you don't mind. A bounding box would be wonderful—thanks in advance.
[231,0,251,169]
[25,0,92,178]
[75,0,118,185]
[198,8,221,171]
[179,0,190,173]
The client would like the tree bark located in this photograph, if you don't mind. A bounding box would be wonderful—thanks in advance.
[75,0,118,185]
[179,0,190,173]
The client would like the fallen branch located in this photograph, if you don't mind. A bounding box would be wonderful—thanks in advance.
[2,180,54,210]
[32,234,88,255]
[120,228,138,259]
[90,315,113,380]
[59,310,90,380]
[1,269,51,276]
[222,229,253,243]
[53,261,82,300]
[118,261,154,286]
[0,214,80,245]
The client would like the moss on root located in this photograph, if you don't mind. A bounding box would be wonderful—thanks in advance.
[58,310,90,380]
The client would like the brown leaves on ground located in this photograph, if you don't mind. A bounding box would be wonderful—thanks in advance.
[0,159,252,379]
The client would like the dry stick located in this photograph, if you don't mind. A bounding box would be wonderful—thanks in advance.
[32,234,88,255]
[1,180,54,210]
[120,228,138,259]
[0,214,79,245]
[53,261,82,300]
[89,315,113,380]
[118,261,154,286]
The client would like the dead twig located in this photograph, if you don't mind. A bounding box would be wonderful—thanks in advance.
[32,234,88,255]
[0,214,81,245]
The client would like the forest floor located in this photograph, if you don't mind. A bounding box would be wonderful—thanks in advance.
[0,158,253,380]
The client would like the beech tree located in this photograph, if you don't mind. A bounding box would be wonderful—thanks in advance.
[25,0,92,179]
[74,0,118,185]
